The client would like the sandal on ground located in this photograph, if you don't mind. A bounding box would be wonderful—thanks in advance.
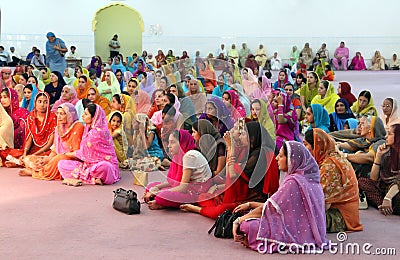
[62,178,83,187]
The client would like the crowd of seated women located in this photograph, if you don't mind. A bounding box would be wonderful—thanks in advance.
[0,46,399,254]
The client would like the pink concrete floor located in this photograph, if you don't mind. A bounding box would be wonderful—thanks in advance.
[0,71,399,259]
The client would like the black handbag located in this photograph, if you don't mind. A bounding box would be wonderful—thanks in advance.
[208,209,241,238]
[112,188,141,214]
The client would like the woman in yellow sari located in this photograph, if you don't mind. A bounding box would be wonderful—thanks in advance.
[40,67,51,86]
[351,90,378,118]
[311,80,340,114]
[72,65,92,87]
[247,99,276,141]
[108,111,128,167]
[304,128,363,232]
[32,69,46,91]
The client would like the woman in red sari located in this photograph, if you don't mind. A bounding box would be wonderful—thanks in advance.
[1,87,29,149]
[180,122,279,219]
[3,92,57,167]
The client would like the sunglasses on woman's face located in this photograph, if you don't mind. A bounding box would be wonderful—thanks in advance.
[284,88,293,92]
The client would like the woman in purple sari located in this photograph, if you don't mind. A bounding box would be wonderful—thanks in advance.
[199,96,234,136]
[233,141,327,254]
[58,103,120,186]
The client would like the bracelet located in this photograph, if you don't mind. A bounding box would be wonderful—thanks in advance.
[343,153,348,158]
[384,197,392,202]
[373,162,381,166]
[278,104,284,107]
[247,202,251,210]
[234,217,241,225]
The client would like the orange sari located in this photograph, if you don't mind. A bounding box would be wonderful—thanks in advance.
[89,87,111,115]
[313,128,363,232]
[30,122,84,180]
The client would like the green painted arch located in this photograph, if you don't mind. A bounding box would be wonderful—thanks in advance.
[92,2,144,61]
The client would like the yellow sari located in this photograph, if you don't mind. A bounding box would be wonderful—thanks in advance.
[311,81,340,114]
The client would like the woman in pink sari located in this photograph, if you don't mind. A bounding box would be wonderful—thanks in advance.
[0,67,13,89]
[1,87,29,149]
[233,141,327,254]
[50,85,79,112]
[349,52,367,70]
[58,103,120,186]
[222,90,247,120]
[241,68,258,96]
[251,76,272,102]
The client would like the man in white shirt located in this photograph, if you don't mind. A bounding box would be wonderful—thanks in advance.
[0,46,11,66]
[109,34,120,58]
[9,46,23,66]
[31,49,46,67]
[217,44,227,60]
[270,52,282,70]
[66,46,80,59]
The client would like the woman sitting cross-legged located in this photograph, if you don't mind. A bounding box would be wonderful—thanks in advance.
[304,129,363,232]
[2,92,56,168]
[180,122,279,219]
[143,130,213,210]
[18,103,84,180]
[358,124,400,215]
[58,104,120,186]
[232,141,327,253]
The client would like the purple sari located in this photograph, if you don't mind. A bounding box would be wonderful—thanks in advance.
[199,96,234,136]
[240,141,327,254]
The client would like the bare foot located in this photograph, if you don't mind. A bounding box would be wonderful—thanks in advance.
[5,161,19,168]
[180,204,201,213]
[241,236,249,248]
[18,169,33,176]
[148,200,165,210]
[62,178,83,187]
[161,158,171,167]
[95,178,103,185]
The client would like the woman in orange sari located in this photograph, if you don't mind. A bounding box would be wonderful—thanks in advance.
[87,86,111,115]
[76,75,91,100]
[19,103,84,179]
[304,128,363,232]
[3,92,57,167]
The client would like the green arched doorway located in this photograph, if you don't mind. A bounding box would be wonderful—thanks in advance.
[92,3,144,61]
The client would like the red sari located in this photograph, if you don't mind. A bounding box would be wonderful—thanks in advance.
[1,92,56,166]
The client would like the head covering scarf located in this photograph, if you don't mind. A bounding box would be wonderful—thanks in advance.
[241,68,259,96]
[21,84,39,112]
[88,87,111,115]
[330,98,356,131]
[76,76,91,100]
[230,83,251,116]
[199,96,234,135]
[309,104,330,133]
[351,91,378,118]
[241,122,278,197]
[44,71,67,105]
[4,87,29,121]
[195,119,226,172]
[63,68,76,85]
[89,57,102,77]
[97,71,121,103]
[348,116,386,149]
[51,85,79,112]
[311,81,340,114]
[0,67,12,88]
[54,103,80,154]
[139,72,156,98]
[151,94,181,126]
[166,130,197,187]
[345,118,359,130]
[212,75,230,98]
[251,76,271,102]
[0,105,14,149]
[32,69,46,91]
[135,90,152,114]
[108,110,129,156]
[254,141,326,253]
[41,67,51,85]
[225,90,246,120]
[26,92,57,148]
[380,98,400,130]
[273,70,290,90]
[249,99,276,141]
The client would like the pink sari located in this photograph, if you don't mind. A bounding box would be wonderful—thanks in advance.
[226,90,246,120]
[251,76,272,102]
[241,68,259,96]
[5,88,29,149]
[240,141,327,254]
[58,104,120,184]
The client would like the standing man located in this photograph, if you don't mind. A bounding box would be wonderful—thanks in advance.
[45,32,67,72]
[109,34,120,58]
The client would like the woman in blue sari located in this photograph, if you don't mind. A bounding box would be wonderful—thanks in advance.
[21,84,39,112]
[305,104,330,132]
[329,98,356,132]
